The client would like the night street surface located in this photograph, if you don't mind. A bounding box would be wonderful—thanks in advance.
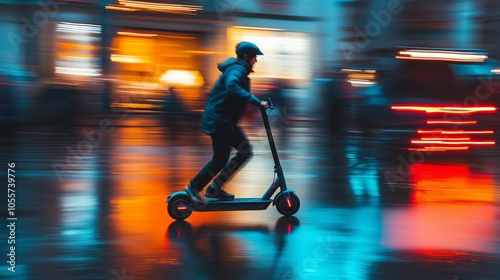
[1,114,499,280]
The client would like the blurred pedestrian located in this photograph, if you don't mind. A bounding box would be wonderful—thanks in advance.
[183,41,269,203]
[161,86,184,144]
[162,86,184,115]
[268,79,288,113]
[318,71,344,133]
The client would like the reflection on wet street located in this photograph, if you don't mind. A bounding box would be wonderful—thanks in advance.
[1,115,499,280]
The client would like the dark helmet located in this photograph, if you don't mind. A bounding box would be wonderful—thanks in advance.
[235,41,264,57]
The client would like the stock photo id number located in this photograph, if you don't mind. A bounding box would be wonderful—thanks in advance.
[6,162,16,273]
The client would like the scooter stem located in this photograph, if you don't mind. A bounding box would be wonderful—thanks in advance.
[260,99,288,190]
[260,100,281,167]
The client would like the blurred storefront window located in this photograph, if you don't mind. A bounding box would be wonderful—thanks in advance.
[227,26,312,84]
[110,30,205,112]
[55,22,102,78]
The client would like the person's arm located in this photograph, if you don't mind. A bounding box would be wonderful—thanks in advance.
[225,66,261,106]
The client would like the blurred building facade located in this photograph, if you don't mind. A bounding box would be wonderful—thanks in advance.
[0,0,499,120]
[338,0,500,65]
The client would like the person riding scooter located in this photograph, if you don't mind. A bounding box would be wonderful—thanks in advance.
[184,41,269,204]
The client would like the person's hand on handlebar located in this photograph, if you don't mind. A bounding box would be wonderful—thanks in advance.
[260,100,269,109]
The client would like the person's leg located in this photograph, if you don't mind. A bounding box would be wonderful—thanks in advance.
[212,127,253,188]
[188,136,231,193]
[204,128,252,200]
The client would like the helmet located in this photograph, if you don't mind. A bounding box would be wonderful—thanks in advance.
[235,41,264,57]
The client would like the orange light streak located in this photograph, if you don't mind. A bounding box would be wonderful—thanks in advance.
[426,120,477,124]
[118,0,202,14]
[105,5,138,11]
[391,106,497,114]
[117,31,158,37]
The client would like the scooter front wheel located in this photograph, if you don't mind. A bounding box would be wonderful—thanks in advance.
[167,195,192,221]
[275,192,300,216]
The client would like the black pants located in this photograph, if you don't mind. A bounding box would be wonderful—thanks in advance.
[190,126,253,192]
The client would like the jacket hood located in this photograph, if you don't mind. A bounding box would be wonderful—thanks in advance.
[217,57,253,73]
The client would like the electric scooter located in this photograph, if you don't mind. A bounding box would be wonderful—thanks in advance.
[166,99,300,221]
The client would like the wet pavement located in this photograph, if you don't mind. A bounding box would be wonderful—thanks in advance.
[1,113,500,280]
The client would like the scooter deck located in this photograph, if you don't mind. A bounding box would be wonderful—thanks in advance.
[194,198,273,211]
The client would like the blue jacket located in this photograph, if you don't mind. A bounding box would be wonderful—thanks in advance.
[202,57,261,137]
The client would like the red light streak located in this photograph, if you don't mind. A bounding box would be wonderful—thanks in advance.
[411,140,495,145]
[286,197,292,208]
[426,120,477,125]
[392,104,496,151]
[417,130,494,134]
[409,146,469,151]
[420,137,470,141]
[391,106,497,114]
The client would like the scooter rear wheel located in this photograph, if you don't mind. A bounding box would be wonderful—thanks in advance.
[167,195,192,221]
[275,192,300,216]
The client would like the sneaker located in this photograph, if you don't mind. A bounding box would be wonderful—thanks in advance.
[204,183,235,201]
[185,185,205,205]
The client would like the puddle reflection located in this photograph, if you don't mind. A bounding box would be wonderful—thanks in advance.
[166,217,300,280]
[384,163,498,254]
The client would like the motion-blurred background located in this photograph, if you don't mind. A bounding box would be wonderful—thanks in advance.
[2,2,500,279]
[1,0,499,150]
